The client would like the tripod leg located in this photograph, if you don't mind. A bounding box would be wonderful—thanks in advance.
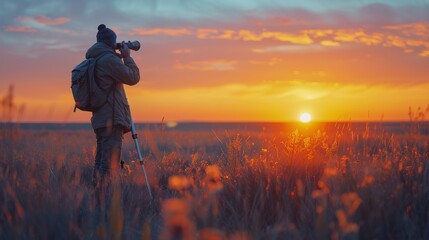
[130,117,153,200]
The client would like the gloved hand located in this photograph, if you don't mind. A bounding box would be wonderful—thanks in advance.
[119,41,130,59]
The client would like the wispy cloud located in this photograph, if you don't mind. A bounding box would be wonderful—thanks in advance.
[172,49,193,54]
[252,45,325,53]
[15,15,70,26]
[196,29,219,39]
[384,22,429,36]
[332,29,384,45]
[5,26,37,33]
[420,50,429,57]
[197,29,314,44]
[34,15,70,26]
[174,60,237,71]
[4,15,73,36]
[129,28,192,36]
[249,58,282,65]
[247,24,429,56]
[320,40,340,46]
[127,22,429,56]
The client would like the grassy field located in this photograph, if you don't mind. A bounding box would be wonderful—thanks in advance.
[1,121,429,239]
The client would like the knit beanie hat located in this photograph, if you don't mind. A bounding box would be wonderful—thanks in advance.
[96,24,117,48]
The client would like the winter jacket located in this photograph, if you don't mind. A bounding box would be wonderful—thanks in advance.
[85,42,140,132]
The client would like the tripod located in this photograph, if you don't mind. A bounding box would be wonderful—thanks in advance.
[130,115,153,200]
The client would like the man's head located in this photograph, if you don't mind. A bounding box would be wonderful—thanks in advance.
[96,24,117,49]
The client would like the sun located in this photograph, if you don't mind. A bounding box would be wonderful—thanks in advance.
[299,113,312,123]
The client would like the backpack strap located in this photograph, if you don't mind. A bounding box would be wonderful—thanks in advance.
[93,52,118,126]
[92,52,117,113]
[92,52,112,89]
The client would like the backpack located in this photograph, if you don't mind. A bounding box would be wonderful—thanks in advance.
[71,53,113,112]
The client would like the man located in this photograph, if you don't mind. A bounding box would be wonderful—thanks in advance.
[85,24,140,187]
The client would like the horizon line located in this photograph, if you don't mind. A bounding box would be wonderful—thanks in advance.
[0,120,423,124]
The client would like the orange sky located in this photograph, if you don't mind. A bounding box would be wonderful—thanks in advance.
[1,1,428,122]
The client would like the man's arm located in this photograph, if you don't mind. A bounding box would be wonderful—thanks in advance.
[105,43,140,86]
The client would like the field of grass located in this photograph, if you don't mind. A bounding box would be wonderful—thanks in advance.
[1,121,429,239]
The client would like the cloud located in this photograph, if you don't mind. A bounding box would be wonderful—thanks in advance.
[420,50,429,57]
[385,35,406,48]
[33,15,70,25]
[405,39,429,48]
[129,28,192,36]
[332,29,384,45]
[170,22,428,57]
[174,60,237,71]
[196,28,219,39]
[244,30,314,44]
[172,49,193,54]
[5,26,37,33]
[249,58,282,65]
[197,80,340,101]
[15,15,70,26]
[320,40,340,46]
[197,29,314,44]
[384,22,429,37]
[304,29,335,38]
[252,44,325,53]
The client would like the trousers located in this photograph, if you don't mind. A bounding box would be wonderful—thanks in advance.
[93,125,123,185]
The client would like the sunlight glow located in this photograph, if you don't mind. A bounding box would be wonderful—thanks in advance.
[300,113,312,123]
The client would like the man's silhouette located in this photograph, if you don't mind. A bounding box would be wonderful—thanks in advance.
[85,24,140,188]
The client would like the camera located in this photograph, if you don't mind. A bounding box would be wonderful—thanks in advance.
[115,41,141,51]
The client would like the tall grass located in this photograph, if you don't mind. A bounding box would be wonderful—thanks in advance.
[1,121,428,239]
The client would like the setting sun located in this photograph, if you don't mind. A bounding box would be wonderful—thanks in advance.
[300,113,312,123]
